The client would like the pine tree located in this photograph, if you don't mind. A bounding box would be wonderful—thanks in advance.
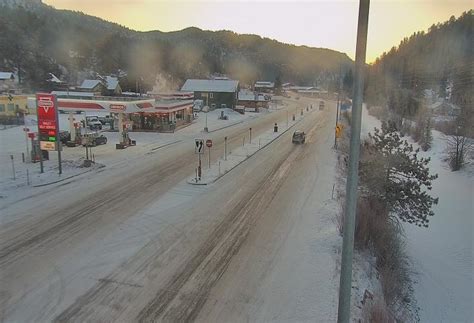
[274,75,282,95]
[421,117,433,151]
[361,122,438,227]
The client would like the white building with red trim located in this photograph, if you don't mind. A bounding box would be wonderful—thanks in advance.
[28,92,194,133]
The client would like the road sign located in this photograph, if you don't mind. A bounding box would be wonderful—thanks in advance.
[28,132,35,139]
[195,138,204,154]
[335,124,343,138]
[40,141,56,151]
[206,139,212,148]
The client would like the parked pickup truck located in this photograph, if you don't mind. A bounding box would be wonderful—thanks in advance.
[98,115,114,124]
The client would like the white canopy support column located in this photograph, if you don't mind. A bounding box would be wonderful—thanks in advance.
[118,112,124,144]
[68,112,76,142]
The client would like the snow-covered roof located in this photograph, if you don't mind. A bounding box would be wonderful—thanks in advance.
[255,81,274,88]
[181,79,239,93]
[288,86,315,91]
[48,73,62,83]
[0,72,14,80]
[80,79,102,90]
[52,91,95,97]
[105,76,119,91]
[238,90,256,101]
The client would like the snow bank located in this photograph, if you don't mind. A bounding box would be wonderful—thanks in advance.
[359,105,473,322]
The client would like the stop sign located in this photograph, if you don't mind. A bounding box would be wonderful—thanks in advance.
[28,132,35,139]
[206,139,212,148]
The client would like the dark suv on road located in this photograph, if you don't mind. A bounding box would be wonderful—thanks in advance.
[292,131,306,144]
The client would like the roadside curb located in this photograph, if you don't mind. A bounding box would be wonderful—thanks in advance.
[187,114,307,185]
[32,164,106,187]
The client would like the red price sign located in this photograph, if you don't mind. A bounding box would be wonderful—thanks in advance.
[36,93,59,146]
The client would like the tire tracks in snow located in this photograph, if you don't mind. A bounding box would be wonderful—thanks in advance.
[53,108,323,322]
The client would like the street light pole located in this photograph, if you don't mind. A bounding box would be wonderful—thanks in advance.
[337,1,370,322]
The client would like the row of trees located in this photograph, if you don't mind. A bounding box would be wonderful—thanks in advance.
[365,11,473,118]
[0,4,352,91]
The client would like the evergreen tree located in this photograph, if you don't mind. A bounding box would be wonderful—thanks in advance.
[361,122,438,227]
[420,117,433,151]
[274,75,282,95]
[343,69,353,96]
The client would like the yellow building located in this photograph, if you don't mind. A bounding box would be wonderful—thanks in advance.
[0,95,30,117]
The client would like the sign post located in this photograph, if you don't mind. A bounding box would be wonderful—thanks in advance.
[23,126,30,163]
[36,93,62,174]
[195,138,204,180]
[224,136,228,161]
[206,139,213,169]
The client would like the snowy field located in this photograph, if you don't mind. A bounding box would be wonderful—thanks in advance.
[361,106,473,322]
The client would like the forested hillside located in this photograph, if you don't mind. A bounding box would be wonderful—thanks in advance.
[0,1,352,91]
[365,10,473,117]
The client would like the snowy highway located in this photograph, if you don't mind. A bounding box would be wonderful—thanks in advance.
[0,98,341,322]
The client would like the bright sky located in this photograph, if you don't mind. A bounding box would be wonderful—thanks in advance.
[44,0,472,63]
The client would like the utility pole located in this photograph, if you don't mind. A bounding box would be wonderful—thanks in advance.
[337,1,370,323]
[335,63,343,148]
[335,93,340,148]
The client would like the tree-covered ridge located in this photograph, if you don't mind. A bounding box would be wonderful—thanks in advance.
[365,10,473,116]
[0,3,352,91]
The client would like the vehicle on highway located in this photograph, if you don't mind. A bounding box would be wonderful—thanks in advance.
[292,131,306,144]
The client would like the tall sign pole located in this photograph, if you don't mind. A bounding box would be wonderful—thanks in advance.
[337,1,370,322]
[36,93,62,175]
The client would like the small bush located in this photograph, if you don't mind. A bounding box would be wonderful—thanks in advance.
[362,300,395,323]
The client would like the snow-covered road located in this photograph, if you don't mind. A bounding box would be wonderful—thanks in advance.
[0,97,341,321]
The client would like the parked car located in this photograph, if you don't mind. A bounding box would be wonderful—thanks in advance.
[82,134,107,146]
[88,120,102,130]
[59,130,71,144]
[292,131,306,144]
[93,134,107,145]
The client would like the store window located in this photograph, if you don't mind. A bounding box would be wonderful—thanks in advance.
[0,104,5,112]
[7,103,14,111]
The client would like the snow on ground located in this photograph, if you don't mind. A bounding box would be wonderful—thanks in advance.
[360,105,474,322]
[188,112,306,184]
[0,108,271,205]
[404,130,473,322]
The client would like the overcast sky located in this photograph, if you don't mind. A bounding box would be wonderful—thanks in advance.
[44,0,472,63]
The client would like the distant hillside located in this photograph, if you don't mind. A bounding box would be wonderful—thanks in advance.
[365,10,473,116]
[0,1,352,92]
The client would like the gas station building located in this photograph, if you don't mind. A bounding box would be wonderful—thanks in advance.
[28,93,194,142]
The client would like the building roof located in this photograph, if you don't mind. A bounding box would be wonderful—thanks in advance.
[105,76,120,91]
[238,90,256,101]
[238,90,267,102]
[255,81,274,88]
[80,79,102,90]
[0,72,14,80]
[48,73,63,83]
[52,91,95,97]
[148,91,194,100]
[181,79,239,93]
